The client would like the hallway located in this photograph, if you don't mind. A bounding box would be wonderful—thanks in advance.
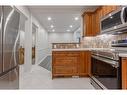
[20,65,94,89]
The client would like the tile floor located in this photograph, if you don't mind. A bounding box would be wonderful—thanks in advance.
[39,56,51,71]
[20,65,95,89]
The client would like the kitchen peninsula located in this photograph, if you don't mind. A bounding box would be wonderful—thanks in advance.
[52,43,111,79]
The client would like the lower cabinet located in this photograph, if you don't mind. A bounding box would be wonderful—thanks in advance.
[52,51,91,78]
[122,58,127,89]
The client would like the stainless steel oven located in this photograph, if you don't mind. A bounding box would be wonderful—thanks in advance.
[90,50,122,89]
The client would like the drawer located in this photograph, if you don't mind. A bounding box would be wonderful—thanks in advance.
[53,66,77,74]
[53,51,80,57]
[53,57,78,66]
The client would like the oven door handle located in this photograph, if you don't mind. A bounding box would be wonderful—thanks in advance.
[92,55,119,68]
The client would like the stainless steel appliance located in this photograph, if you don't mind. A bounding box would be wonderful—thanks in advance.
[101,7,127,34]
[90,50,121,89]
[0,6,20,89]
[112,39,127,47]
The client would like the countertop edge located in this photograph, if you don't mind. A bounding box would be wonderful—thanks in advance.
[119,54,127,57]
[52,48,127,57]
[52,48,113,51]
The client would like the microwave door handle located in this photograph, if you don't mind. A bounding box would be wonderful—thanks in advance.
[121,7,125,24]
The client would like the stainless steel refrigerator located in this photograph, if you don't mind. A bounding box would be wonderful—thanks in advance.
[0,6,20,89]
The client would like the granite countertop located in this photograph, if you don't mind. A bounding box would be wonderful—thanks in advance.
[52,48,127,57]
[119,53,127,57]
[52,48,113,51]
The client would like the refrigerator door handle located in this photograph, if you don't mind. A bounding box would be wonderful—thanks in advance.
[13,31,20,66]
[0,6,3,74]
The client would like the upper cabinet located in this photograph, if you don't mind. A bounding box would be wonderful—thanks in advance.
[82,6,119,37]
[101,6,118,17]
[82,12,94,36]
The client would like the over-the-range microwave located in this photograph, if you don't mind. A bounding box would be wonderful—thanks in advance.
[101,7,127,34]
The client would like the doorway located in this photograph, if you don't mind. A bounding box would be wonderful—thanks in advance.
[32,23,38,65]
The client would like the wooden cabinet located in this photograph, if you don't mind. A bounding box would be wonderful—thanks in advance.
[79,51,91,76]
[82,6,119,37]
[122,58,127,89]
[101,6,118,17]
[52,51,79,78]
[52,51,91,78]
[82,12,95,36]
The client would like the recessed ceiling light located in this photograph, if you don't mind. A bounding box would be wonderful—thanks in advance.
[52,29,55,32]
[51,25,54,28]
[48,17,52,21]
[70,25,73,28]
[67,29,70,32]
[75,17,79,20]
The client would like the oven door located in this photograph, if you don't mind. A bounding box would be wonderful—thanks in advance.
[91,55,121,89]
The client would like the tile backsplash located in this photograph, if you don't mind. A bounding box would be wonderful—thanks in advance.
[81,33,127,48]
[52,43,80,49]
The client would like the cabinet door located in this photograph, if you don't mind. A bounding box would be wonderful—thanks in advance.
[122,58,127,89]
[78,52,87,75]
[95,8,101,35]
[52,51,80,77]
[78,51,91,76]
[106,6,116,15]
[86,51,91,76]
[101,6,118,17]
[84,14,90,36]
[83,13,93,36]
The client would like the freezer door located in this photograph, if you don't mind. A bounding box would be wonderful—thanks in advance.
[0,66,19,89]
[0,6,2,74]
[3,6,20,72]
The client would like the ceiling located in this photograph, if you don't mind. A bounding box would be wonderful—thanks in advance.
[28,6,98,33]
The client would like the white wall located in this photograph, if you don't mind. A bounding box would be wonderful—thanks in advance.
[19,30,25,47]
[73,28,81,42]
[48,32,75,54]
[48,32,74,43]
[15,6,49,73]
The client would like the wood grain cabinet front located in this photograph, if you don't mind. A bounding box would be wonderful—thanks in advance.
[122,58,127,89]
[52,51,91,78]
[78,51,91,76]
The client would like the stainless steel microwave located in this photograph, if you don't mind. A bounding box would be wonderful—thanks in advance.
[101,7,127,34]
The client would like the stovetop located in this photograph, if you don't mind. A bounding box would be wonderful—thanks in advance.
[92,49,119,60]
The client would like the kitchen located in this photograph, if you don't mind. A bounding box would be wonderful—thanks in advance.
[52,6,127,89]
[0,5,127,90]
